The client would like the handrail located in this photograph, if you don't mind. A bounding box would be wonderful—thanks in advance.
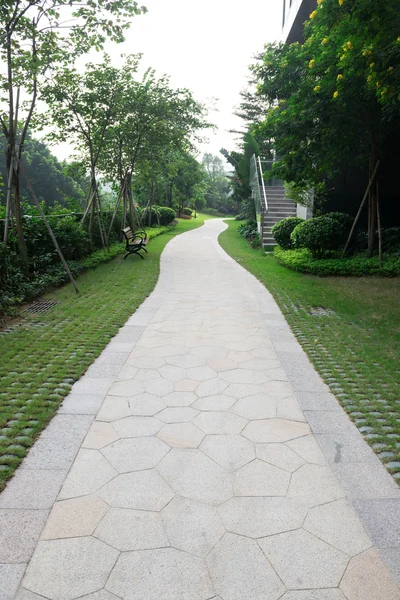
[257,156,268,214]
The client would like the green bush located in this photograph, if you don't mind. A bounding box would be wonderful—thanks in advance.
[238,219,258,240]
[182,207,192,217]
[157,206,176,225]
[274,247,400,277]
[271,217,304,249]
[291,215,350,257]
[141,206,176,227]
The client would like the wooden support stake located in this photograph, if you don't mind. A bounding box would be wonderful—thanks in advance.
[19,162,79,294]
[377,181,382,265]
[341,160,380,258]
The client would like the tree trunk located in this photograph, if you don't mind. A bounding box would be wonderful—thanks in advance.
[367,135,378,258]
[13,175,29,274]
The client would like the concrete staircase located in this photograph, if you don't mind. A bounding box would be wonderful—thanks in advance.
[262,185,297,248]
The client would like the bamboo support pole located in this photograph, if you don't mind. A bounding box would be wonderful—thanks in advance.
[19,162,79,294]
[341,160,380,258]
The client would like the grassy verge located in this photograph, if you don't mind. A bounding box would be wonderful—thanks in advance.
[0,215,209,491]
[219,220,400,482]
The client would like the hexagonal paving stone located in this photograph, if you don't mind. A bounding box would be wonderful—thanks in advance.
[157,423,205,448]
[59,450,117,500]
[200,435,255,472]
[41,495,108,540]
[94,508,168,551]
[144,378,174,396]
[192,394,236,411]
[194,412,247,435]
[162,497,225,557]
[157,448,233,505]
[304,499,372,556]
[207,533,284,600]
[281,592,347,600]
[106,548,214,600]
[232,394,277,420]
[116,365,139,381]
[196,378,229,397]
[224,383,262,399]
[108,379,145,397]
[288,464,345,505]
[175,379,199,392]
[256,443,305,473]
[128,356,166,369]
[286,435,326,465]
[219,369,270,385]
[102,437,169,472]
[82,422,119,450]
[78,592,121,600]
[186,366,217,381]
[128,393,165,416]
[22,538,118,600]
[340,548,400,600]
[239,358,281,371]
[163,392,197,407]
[233,459,290,496]
[207,358,238,372]
[157,407,199,423]
[99,470,174,510]
[96,396,130,421]
[159,365,186,383]
[166,355,206,368]
[219,496,308,538]
[134,369,162,382]
[242,419,310,443]
[259,529,349,590]
[112,416,162,437]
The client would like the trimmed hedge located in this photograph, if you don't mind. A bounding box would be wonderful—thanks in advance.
[140,206,176,227]
[271,217,304,249]
[182,207,193,216]
[274,247,400,277]
[291,213,351,257]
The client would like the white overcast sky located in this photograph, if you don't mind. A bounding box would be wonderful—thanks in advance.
[53,0,283,162]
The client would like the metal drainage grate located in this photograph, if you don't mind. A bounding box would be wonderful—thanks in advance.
[310,306,336,317]
[24,300,58,315]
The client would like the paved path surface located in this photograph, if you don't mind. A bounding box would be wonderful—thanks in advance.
[3,219,400,599]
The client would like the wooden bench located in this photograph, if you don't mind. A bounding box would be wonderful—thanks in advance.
[122,227,148,260]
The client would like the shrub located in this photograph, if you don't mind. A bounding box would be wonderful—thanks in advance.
[141,206,176,226]
[274,247,400,277]
[291,215,349,257]
[217,206,228,214]
[238,219,258,240]
[157,206,176,225]
[271,217,304,249]
[325,211,353,229]
[182,207,193,217]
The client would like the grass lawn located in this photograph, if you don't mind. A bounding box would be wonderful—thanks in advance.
[219,220,400,482]
[0,214,210,491]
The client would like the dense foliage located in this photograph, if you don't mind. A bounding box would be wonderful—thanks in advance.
[271,217,304,249]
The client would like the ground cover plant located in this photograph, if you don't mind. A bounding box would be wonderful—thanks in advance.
[219,220,400,483]
[0,215,208,491]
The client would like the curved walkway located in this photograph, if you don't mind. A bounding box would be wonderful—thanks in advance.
[2,219,400,599]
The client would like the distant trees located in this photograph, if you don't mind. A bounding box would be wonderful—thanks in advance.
[202,153,232,211]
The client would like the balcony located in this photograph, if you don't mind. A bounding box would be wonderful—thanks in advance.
[282,0,317,43]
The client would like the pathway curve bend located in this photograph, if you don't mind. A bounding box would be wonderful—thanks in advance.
[4,219,400,600]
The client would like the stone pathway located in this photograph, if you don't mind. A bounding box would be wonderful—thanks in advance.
[2,219,400,600]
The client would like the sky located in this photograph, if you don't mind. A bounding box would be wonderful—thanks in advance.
[54,0,283,162]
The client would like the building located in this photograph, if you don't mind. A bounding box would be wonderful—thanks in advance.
[282,0,317,44]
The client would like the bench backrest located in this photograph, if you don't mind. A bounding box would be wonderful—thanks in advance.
[122,227,135,242]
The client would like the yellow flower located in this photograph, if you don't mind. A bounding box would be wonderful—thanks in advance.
[397,37,400,43]
[309,59,315,68]
[344,41,352,51]
[363,49,372,56]
[338,0,344,5]
[367,75,373,82]
[333,91,339,98]
[310,10,317,19]
[314,85,321,92]
[376,82,380,87]
[370,62,375,69]
[322,38,328,45]
[388,66,394,72]
[381,88,388,95]
[337,74,343,80]
[317,0,323,4]
[339,55,346,61]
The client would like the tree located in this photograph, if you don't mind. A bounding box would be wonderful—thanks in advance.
[0,0,146,269]
[202,153,231,210]
[251,0,400,256]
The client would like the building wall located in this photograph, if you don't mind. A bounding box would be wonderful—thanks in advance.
[282,0,317,43]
